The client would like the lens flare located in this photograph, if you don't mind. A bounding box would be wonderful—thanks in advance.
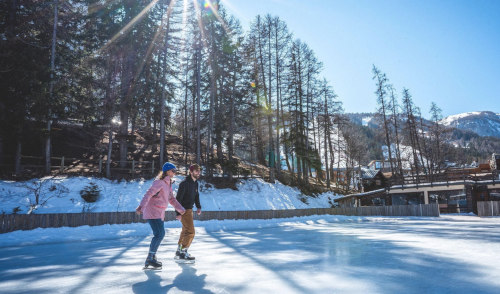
[202,0,219,16]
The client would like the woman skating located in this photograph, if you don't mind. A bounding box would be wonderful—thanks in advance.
[136,162,185,269]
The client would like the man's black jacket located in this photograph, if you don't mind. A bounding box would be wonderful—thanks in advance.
[175,176,201,215]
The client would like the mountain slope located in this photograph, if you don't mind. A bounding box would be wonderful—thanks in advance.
[345,112,500,164]
[440,111,500,138]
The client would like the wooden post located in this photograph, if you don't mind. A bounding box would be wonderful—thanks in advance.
[98,156,102,173]
[152,160,155,175]
[132,160,135,173]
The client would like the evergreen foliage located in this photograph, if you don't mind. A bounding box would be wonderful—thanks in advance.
[80,182,101,203]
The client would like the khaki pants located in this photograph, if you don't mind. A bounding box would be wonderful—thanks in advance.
[178,209,195,248]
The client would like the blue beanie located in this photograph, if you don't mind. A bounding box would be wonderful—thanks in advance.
[162,162,176,172]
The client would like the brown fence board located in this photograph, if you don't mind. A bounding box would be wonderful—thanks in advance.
[478,201,500,217]
[0,204,440,234]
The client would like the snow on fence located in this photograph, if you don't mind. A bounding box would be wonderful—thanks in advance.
[0,204,440,234]
[477,201,500,217]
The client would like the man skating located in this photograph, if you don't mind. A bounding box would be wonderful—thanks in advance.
[175,164,202,263]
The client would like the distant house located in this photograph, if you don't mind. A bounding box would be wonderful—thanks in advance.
[330,168,348,186]
[445,164,492,181]
[335,170,500,214]
[361,168,386,192]
[368,160,390,171]
[367,160,403,172]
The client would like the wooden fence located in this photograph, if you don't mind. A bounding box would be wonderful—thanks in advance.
[0,204,439,234]
[477,201,500,217]
[1,155,259,179]
[10,155,157,175]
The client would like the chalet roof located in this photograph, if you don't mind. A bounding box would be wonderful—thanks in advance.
[334,188,386,202]
[361,168,380,179]
[446,165,491,173]
[368,159,398,164]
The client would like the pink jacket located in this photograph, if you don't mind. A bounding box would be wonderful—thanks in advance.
[137,176,185,220]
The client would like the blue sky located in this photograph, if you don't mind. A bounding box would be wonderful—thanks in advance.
[222,0,500,117]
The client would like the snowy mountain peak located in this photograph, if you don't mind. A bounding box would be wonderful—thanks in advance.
[440,111,500,138]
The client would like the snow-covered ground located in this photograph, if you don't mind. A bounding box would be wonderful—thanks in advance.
[0,176,339,215]
[1,215,500,293]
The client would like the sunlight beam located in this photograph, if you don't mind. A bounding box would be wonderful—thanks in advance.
[192,0,209,50]
[134,0,179,84]
[99,0,160,53]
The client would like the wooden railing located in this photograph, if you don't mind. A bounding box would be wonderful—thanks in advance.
[477,201,500,217]
[0,155,260,179]
[387,170,499,187]
[12,155,157,175]
[0,204,440,234]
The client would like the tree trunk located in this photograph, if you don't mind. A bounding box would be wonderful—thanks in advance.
[160,88,165,165]
[207,66,214,178]
[390,87,404,177]
[14,134,22,175]
[324,95,330,188]
[324,124,330,188]
[228,54,236,179]
[257,16,274,182]
[119,50,134,168]
[373,67,394,175]
[119,106,129,168]
[0,136,3,167]
[160,4,172,166]
[274,25,282,176]
[45,0,58,175]
[183,59,189,167]
[106,128,113,178]
[196,47,201,165]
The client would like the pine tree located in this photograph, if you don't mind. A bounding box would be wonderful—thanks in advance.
[372,65,394,175]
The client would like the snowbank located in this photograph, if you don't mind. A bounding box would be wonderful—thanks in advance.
[0,176,341,215]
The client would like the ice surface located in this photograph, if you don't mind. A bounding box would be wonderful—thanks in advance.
[1,215,500,294]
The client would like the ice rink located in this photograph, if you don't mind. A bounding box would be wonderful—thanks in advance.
[1,215,500,293]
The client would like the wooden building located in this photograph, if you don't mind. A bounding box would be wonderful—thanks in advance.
[335,179,500,215]
[361,168,386,192]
